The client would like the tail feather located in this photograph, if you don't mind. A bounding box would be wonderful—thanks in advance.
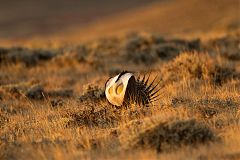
[133,74,161,106]
[144,73,151,86]
[145,76,158,91]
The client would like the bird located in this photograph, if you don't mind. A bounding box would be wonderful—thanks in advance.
[105,71,161,107]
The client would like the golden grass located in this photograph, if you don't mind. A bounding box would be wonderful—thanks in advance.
[0,32,240,160]
[0,0,239,48]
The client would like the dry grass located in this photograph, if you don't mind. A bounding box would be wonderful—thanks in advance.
[0,0,239,48]
[0,32,240,160]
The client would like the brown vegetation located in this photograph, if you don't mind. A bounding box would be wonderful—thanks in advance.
[0,31,239,159]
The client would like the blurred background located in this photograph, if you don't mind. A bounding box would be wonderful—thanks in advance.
[0,0,239,46]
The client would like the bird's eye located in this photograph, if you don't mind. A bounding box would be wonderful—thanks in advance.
[116,83,124,95]
[108,86,113,94]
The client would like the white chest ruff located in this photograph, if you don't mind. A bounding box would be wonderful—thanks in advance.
[105,73,133,106]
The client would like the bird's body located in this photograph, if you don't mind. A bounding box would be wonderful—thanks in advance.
[105,71,160,107]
